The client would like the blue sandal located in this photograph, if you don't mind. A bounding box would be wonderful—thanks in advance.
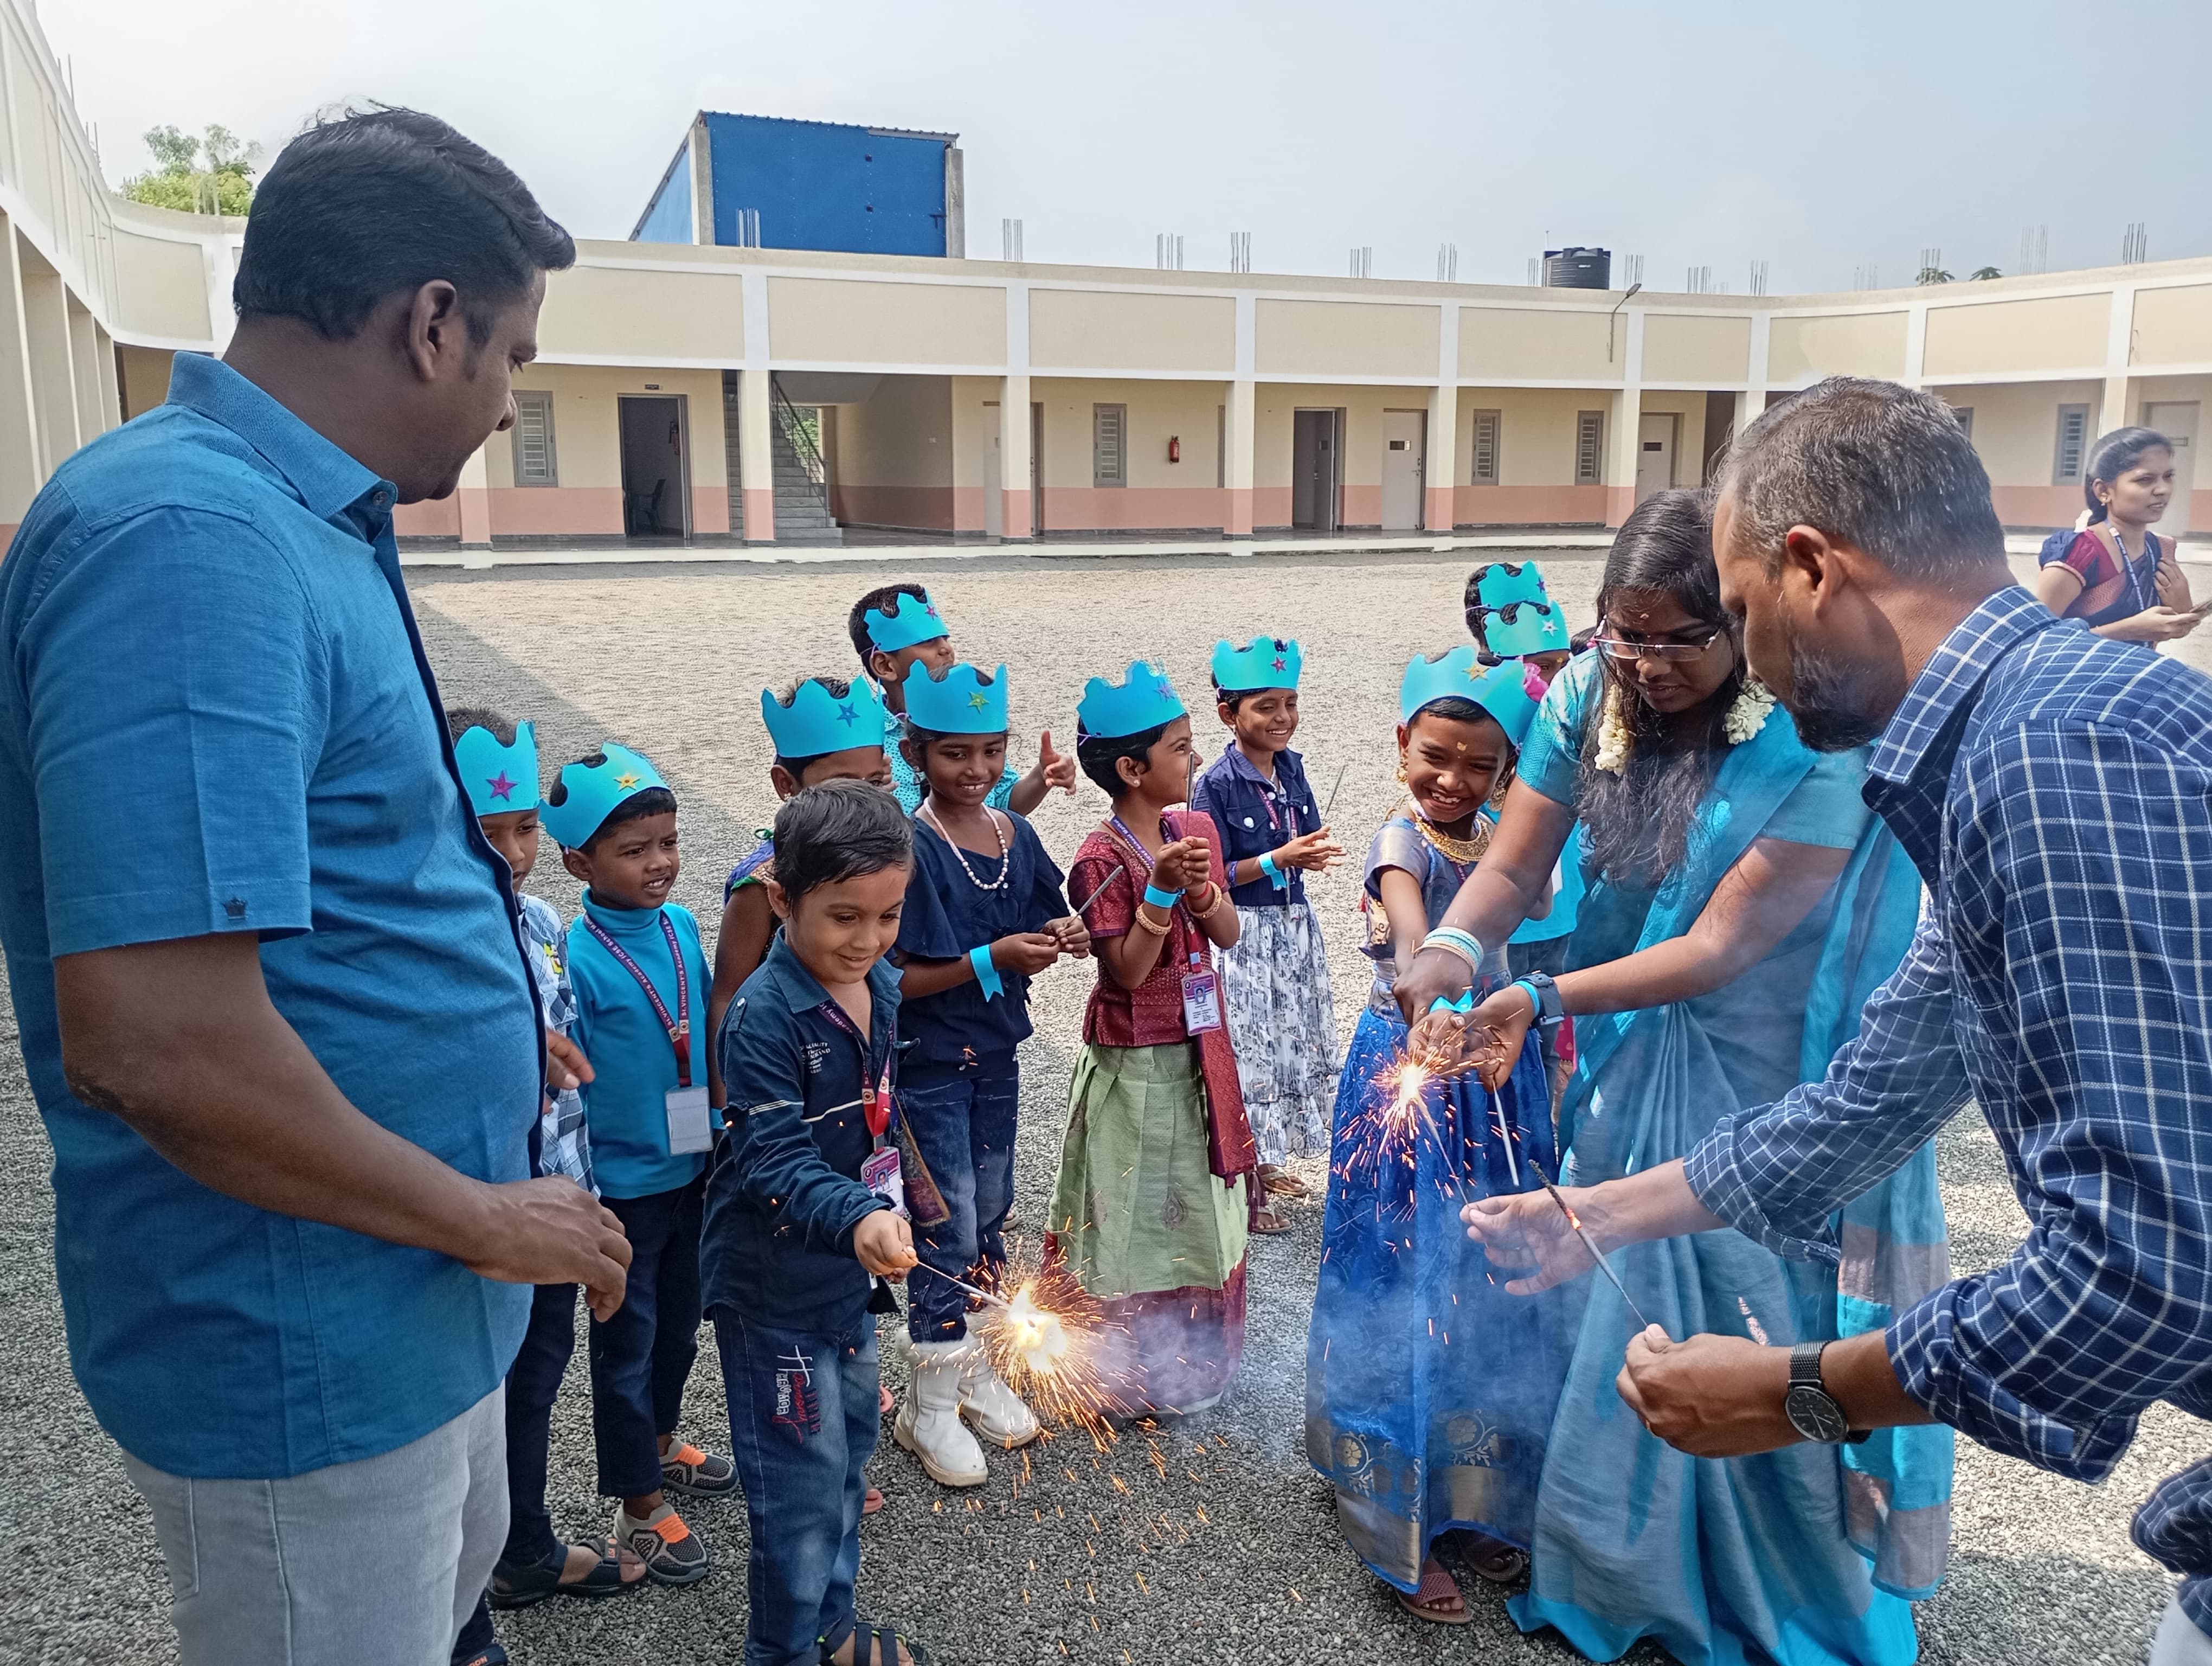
[487,1539,639,1608]
[823,1620,932,1665]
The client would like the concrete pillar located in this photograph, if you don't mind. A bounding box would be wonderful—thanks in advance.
[739,367,775,544]
[2101,285,2137,436]
[93,325,120,436]
[688,118,715,245]
[1606,387,1641,528]
[2101,374,2135,436]
[999,373,1032,540]
[1424,383,1457,533]
[0,216,44,543]
[1733,389,1763,449]
[66,302,101,441]
[456,442,492,548]
[20,254,79,475]
[1225,377,1255,537]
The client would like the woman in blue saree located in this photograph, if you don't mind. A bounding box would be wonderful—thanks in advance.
[1405,490,1953,1666]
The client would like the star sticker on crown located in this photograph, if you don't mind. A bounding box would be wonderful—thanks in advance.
[925,604,940,618]
[1156,681,1173,701]
[486,771,517,801]
[1465,660,1486,682]
[968,691,989,711]
[835,702,858,727]
[614,771,641,790]
[1271,655,1287,672]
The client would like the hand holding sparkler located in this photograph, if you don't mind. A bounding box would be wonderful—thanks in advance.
[1461,1172,1628,1298]
[854,1209,918,1280]
[1459,985,1540,1090]
[1046,914,1092,958]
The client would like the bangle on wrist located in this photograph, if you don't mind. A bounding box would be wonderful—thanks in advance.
[1421,926,1485,974]
[969,944,1004,998]
[1132,909,1172,937]
[1192,882,1227,921]
[1142,882,1184,911]
[1258,851,1289,890]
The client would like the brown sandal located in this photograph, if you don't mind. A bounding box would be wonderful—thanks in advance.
[1451,1529,1529,1585]
[1393,1556,1469,1624]
[1259,1166,1311,1199]
[1251,1207,1294,1235]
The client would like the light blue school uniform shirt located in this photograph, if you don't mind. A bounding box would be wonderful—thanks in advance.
[0,353,540,1479]
[566,892,715,1199]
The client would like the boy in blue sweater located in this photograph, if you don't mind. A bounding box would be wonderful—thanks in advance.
[544,744,735,1587]
[705,781,933,1666]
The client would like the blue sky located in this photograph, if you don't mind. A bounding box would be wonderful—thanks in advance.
[46,0,2212,293]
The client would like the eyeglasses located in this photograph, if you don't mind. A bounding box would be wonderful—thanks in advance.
[1591,626,1727,663]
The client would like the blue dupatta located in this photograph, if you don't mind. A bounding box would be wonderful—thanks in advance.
[1508,658,1951,1666]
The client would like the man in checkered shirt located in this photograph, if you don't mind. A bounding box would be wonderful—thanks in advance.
[1462,377,2212,1664]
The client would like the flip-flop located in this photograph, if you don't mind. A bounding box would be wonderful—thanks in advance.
[1451,1530,1530,1585]
[863,1485,885,1516]
[1393,1556,1469,1624]
[1251,1208,1294,1235]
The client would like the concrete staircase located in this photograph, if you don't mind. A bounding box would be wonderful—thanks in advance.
[769,401,841,546]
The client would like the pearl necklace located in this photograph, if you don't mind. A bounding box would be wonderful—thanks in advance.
[920,802,1009,891]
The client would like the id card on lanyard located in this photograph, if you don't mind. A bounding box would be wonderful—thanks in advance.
[1110,812,1226,1035]
[582,914,712,1155]
[820,1002,904,1214]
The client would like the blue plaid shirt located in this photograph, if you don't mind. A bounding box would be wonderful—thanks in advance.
[517,892,594,1194]
[1686,587,2212,1626]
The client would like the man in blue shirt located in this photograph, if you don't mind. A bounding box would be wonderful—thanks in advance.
[0,110,631,1666]
[1449,377,2212,1665]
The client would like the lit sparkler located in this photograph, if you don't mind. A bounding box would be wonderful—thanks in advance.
[1528,1159,1658,1334]
[911,1254,1131,1446]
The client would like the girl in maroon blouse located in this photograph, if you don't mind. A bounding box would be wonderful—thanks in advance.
[2034,425,2201,644]
[1045,661,1258,1418]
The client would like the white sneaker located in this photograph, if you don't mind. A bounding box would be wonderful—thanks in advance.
[893,1340,988,1486]
[958,1348,1041,1448]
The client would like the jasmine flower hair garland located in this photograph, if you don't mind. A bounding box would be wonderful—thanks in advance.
[1593,676,1776,774]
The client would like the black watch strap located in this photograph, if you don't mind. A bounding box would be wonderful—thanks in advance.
[1522,969,1565,1024]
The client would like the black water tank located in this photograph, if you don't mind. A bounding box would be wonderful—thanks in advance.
[1542,247,1611,289]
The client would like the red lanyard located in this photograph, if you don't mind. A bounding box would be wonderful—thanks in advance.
[583,914,692,1087]
[818,1000,894,1139]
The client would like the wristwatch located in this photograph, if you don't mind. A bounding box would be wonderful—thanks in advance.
[1785,1340,1870,1444]
[1516,969,1565,1026]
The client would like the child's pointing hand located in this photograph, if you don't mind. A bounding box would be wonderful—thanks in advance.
[1037,729,1078,795]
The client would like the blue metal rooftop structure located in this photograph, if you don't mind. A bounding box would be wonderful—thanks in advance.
[632,112,964,258]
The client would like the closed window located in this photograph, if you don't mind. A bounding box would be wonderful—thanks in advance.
[1574,410,1605,486]
[2052,404,2090,484]
[512,392,557,486]
[1469,409,1501,485]
[1093,403,1127,488]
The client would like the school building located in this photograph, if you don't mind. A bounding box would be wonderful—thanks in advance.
[2,0,2208,555]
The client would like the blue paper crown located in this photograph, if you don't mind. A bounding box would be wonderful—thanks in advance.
[539,742,670,849]
[1466,560,1570,660]
[760,677,888,762]
[1077,660,1186,739]
[454,720,541,816]
[1210,635,1303,693]
[863,589,950,652]
[904,661,1009,734]
[1399,645,1541,748]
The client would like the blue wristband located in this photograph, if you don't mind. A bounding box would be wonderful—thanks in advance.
[969,944,1004,999]
[1258,851,1289,890]
[1142,882,1185,910]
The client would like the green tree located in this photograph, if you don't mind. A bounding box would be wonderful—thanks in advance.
[1915,265,1954,286]
[1969,265,2003,281]
[120,123,261,216]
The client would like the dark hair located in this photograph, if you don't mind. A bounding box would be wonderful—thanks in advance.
[1405,694,1489,728]
[546,749,676,850]
[1578,490,1737,886]
[1719,376,2005,582]
[771,779,912,899]
[769,675,865,777]
[234,107,575,344]
[846,582,932,665]
[443,705,512,745]
[2084,426,2174,523]
[1076,721,1168,800]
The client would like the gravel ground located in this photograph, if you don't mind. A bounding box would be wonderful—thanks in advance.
[1,546,2204,1666]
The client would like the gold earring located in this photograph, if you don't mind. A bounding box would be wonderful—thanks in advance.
[1394,760,1409,784]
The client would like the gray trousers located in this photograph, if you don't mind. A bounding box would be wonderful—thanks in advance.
[123,1387,507,1666]
[2154,1598,2212,1666]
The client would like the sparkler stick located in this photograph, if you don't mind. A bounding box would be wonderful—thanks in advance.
[1067,867,1126,919]
[1527,1159,1657,1334]
[908,1260,1013,1309]
[1319,760,1348,823]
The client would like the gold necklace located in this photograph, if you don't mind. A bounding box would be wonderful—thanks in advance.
[1405,799,1492,866]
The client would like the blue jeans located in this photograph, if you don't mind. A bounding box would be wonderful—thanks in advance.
[901,1050,1019,1342]
[715,1308,879,1666]
[589,1176,704,1498]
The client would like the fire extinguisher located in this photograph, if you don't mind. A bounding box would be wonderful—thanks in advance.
[1167,435,1181,464]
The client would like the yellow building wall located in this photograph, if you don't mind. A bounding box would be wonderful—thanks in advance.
[1459,307,1620,383]
[472,363,728,539]
[1451,387,1616,525]
[115,345,175,419]
[1931,379,2102,527]
[1257,300,1438,380]
[111,229,210,343]
[1766,311,1911,382]
[1033,377,1232,532]
[1641,314,1751,385]
[1249,382,1434,529]
[1923,293,2109,378]
[538,265,744,363]
[828,375,956,530]
[768,277,1004,366]
[2132,286,2212,368]
[1029,290,1234,373]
